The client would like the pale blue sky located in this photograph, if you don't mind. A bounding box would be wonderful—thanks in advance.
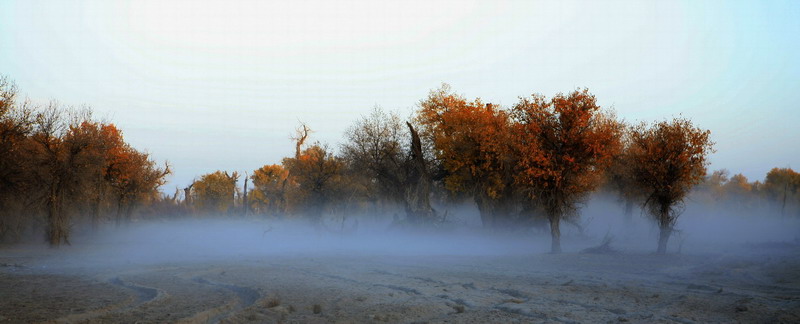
[1,0,798,189]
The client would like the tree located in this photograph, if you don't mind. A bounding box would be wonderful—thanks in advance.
[722,173,757,210]
[341,107,440,225]
[27,104,96,245]
[403,121,437,224]
[724,173,752,196]
[628,117,714,254]
[511,89,622,253]
[0,75,169,242]
[604,125,645,223]
[65,121,127,228]
[415,85,517,228]
[192,171,239,214]
[183,183,194,208]
[241,172,250,216]
[763,168,800,216]
[250,164,289,216]
[701,169,730,201]
[342,107,408,205]
[0,77,34,242]
[282,143,345,223]
[104,145,170,224]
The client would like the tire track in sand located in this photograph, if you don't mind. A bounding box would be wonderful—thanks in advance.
[52,276,166,323]
[175,277,261,323]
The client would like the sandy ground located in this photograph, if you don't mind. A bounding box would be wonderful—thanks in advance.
[1,222,799,323]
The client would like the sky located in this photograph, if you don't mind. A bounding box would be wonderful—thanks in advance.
[1,0,798,190]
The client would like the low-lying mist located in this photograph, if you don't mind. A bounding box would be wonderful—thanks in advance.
[578,195,800,254]
[65,220,543,265]
[16,195,800,271]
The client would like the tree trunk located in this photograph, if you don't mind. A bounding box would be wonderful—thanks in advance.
[493,194,516,229]
[656,204,673,254]
[403,179,434,224]
[47,191,60,246]
[782,183,788,217]
[623,199,634,223]
[242,176,249,216]
[184,185,193,208]
[403,122,435,224]
[278,179,288,216]
[46,182,68,246]
[115,196,125,227]
[124,202,135,224]
[91,181,105,231]
[657,225,672,254]
[308,195,325,225]
[549,216,562,253]
[474,192,495,229]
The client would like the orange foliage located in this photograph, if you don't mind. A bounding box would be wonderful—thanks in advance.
[192,171,239,214]
[92,124,170,222]
[511,89,622,252]
[250,164,290,215]
[416,85,513,199]
[763,168,800,216]
[282,143,345,221]
[416,85,517,227]
[628,117,713,253]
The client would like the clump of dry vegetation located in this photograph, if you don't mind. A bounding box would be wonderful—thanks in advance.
[265,297,280,308]
[581,234,617,254]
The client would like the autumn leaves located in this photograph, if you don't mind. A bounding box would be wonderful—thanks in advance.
[0,77,169,246]
[0,74,717,253]
[418,87,622,252]
[416,85,713,253]
[132,84,717,254]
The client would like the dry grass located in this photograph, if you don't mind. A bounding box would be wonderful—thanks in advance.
[580,234,617,254]
[265,297,280,308]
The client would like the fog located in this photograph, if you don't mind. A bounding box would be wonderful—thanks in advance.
[29,218,547,270]
[14,196,796,272]
[4,198,799,323]
[578,195,800,254]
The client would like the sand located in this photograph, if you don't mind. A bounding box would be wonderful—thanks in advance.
[1,237,799,323]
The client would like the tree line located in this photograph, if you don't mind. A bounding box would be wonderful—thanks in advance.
[165,84,717,254]
[691,168,800,217]
[3,77,796,253]
[0,76,169,246]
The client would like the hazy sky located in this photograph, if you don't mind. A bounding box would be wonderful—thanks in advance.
[1,0,798,189]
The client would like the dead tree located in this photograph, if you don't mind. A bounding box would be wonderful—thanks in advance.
[184,183,194,208]
[292,123,311,159]
[223,171,239,213]
[242,172,249,216]
[170,187,180,204]
[403,122,435,224]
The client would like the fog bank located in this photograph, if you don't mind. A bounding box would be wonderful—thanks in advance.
[7,195,798,271]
